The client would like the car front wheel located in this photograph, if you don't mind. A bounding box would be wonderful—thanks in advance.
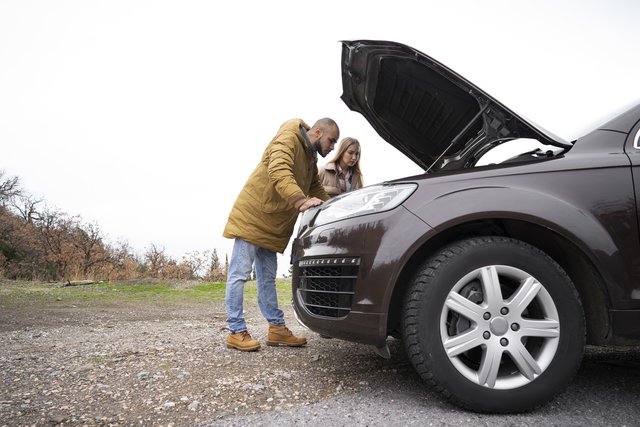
[402,236,585,413]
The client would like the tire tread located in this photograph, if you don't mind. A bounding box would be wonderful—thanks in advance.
[401,236,586,413]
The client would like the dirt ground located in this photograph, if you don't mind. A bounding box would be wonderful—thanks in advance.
[0,283,411,427]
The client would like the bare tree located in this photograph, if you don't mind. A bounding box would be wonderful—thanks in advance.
[34,208,77,280]
[71,222,111,277]
[181,250,210,279]
[144,244,168,278]
[0,207,31,278]
[12,194,43,224]
[0,170,20,205]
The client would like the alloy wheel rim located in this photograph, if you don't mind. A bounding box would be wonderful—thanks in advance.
[439,265,560,389]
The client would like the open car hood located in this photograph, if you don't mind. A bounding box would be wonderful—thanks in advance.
[341,40,570,172]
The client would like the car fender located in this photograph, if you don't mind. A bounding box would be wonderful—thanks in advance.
[399,181,637,308]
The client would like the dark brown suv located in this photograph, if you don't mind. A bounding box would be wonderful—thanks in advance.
[291,40,640,413]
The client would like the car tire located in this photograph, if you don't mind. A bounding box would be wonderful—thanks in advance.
[402,236,585,413]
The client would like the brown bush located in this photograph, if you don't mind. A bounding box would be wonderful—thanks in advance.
[0,170,227,282]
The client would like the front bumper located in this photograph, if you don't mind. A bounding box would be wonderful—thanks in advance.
[291,206,431,347]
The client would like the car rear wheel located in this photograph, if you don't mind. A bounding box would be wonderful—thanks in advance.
[402,236,585,413]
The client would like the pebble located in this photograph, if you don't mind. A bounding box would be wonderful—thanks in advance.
[160,402,175,410]
[0,300,406,426]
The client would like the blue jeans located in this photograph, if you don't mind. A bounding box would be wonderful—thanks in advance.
[225,238,285,333]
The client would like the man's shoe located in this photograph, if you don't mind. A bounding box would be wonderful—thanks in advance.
[227,331,261,351]
[266,324,307,347]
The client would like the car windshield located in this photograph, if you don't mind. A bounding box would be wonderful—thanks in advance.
[475,138,564,166]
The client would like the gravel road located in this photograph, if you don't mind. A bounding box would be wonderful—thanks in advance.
[1,285,639,426]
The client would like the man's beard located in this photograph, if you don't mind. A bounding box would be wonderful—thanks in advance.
[314,139,327,158]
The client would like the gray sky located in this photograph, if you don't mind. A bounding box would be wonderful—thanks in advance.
[1,0,639,275]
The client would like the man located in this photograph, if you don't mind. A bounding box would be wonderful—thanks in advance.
[222,117,339,351]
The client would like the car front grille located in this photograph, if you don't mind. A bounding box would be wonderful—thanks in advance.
[297,257,359,318]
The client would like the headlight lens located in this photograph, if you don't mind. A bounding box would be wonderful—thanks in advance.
[314,183,417,227]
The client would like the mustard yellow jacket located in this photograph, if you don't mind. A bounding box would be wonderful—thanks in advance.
[223,119,329,253]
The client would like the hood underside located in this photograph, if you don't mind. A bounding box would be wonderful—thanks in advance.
[340,40,569,172]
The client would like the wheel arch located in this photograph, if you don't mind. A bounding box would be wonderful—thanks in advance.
[386,218,611,345]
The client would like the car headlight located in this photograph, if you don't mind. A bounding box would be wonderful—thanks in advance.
[313,183,417,227]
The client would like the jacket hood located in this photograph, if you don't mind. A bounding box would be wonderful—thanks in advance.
[340,40,570,172]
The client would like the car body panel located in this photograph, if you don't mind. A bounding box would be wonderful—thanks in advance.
[600,103,640,133]
[403,163,639,309]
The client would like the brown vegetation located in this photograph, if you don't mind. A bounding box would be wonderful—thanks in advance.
[0,170,227,282]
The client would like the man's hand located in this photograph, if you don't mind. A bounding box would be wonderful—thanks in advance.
[299,197,323,212]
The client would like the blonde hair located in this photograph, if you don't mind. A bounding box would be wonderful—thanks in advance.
[329,137,363,186]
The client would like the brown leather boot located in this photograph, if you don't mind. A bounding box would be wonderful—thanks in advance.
[227,331,261,351]
[266,324,307,347]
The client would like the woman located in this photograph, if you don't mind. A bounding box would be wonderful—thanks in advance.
[318,137,363,197]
